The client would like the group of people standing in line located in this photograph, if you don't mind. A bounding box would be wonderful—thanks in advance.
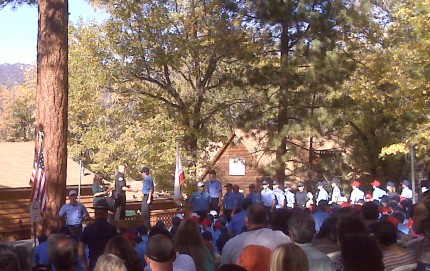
[189,169,415,223]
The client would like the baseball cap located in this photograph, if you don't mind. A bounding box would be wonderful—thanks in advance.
[209,210,218,217]
[92,198,110,210]
[237,245,271,271]
[140,166,150,174]
[298,182,305,187]
[317,181,325,186]
[332,178,340,184]
[284,184,291,189]
[197,181,205,187]
[371,180,381,187]
[262,180,269,185]
[146,234,176,263]
[386,181,395,187]
[272,180,280,185]
[402,180,410,186]
[68,190,77,196]
[352,180,361,187]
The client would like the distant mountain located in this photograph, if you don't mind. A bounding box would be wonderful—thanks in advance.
[0,63,33,89]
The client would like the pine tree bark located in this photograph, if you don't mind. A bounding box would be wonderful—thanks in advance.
[36,0,68,216]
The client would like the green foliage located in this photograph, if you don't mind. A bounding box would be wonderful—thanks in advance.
[0,68,36,141]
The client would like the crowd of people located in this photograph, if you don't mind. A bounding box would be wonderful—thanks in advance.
[1,170,430,271]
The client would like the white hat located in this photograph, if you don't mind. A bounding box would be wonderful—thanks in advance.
[209,210,218,217]
[197,181,205,187]
[422,187,429,193]
[175,213,184,220]
[190,212,200,218]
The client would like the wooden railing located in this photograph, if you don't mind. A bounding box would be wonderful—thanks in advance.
[0,185,182,242]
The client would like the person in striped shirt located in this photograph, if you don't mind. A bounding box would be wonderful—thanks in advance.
[374,220,416,271]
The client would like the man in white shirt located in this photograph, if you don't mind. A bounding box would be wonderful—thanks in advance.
[350,180,365,204]
[220,203,291,265]
[284,184,295,208]
[371,179,387,201]
[316,181,329,205]
[401,180,413,199]
[330,178,342,204]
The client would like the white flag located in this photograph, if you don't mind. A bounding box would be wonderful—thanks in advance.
[174,143,185,200]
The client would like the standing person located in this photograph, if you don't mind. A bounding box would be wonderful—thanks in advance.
[350,180,365,204]
[246,184,261,204]
[284,184,295,209]
[296,182,310,210]
[141,166,155,228]
[223,183,235,221]
[79,198,118,271]
[261,179,274,220]
[316,181,329,206]
[59,190,90,241]
[206,169,222,213]
[272,181,285,211]
[190,181,211,220]
[115,164,138,221]
[371,180,387,201]
[233,184,245,214]
[92,172,108,206]
[386,182,399,200]
[330,179,342,205]
[401,180,413,200]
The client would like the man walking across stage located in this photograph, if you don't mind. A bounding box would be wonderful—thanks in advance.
[141,166,154,228]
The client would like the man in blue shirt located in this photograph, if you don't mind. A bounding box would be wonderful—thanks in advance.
[222,183,235,221]
[228,198,253,237]
[233,184,244,214]
[247,183,261,204]
[140,166,154,228]
[272,181,285,211]
[59,189,89,241]
[206,169,222,213]
[260,179,274,221]
[190,181,211,220]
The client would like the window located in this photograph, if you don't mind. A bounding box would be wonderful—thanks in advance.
[229,158,246,176]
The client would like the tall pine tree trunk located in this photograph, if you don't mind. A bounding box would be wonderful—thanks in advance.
[36,0,68,217]
[274,19,290,185]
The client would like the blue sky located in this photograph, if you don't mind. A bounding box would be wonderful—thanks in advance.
[0,0,108,64]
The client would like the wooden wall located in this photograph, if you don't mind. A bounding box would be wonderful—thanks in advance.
[212,139,266,197]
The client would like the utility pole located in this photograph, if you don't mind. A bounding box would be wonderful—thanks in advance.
[411,144,416,204]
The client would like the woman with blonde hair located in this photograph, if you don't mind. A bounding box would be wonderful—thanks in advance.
[173,219,215,271]
[94,254,127,271]
[104,235,143,271]
[270,243,309,271]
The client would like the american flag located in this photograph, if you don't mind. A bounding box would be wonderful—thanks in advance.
[30,146,47,211]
